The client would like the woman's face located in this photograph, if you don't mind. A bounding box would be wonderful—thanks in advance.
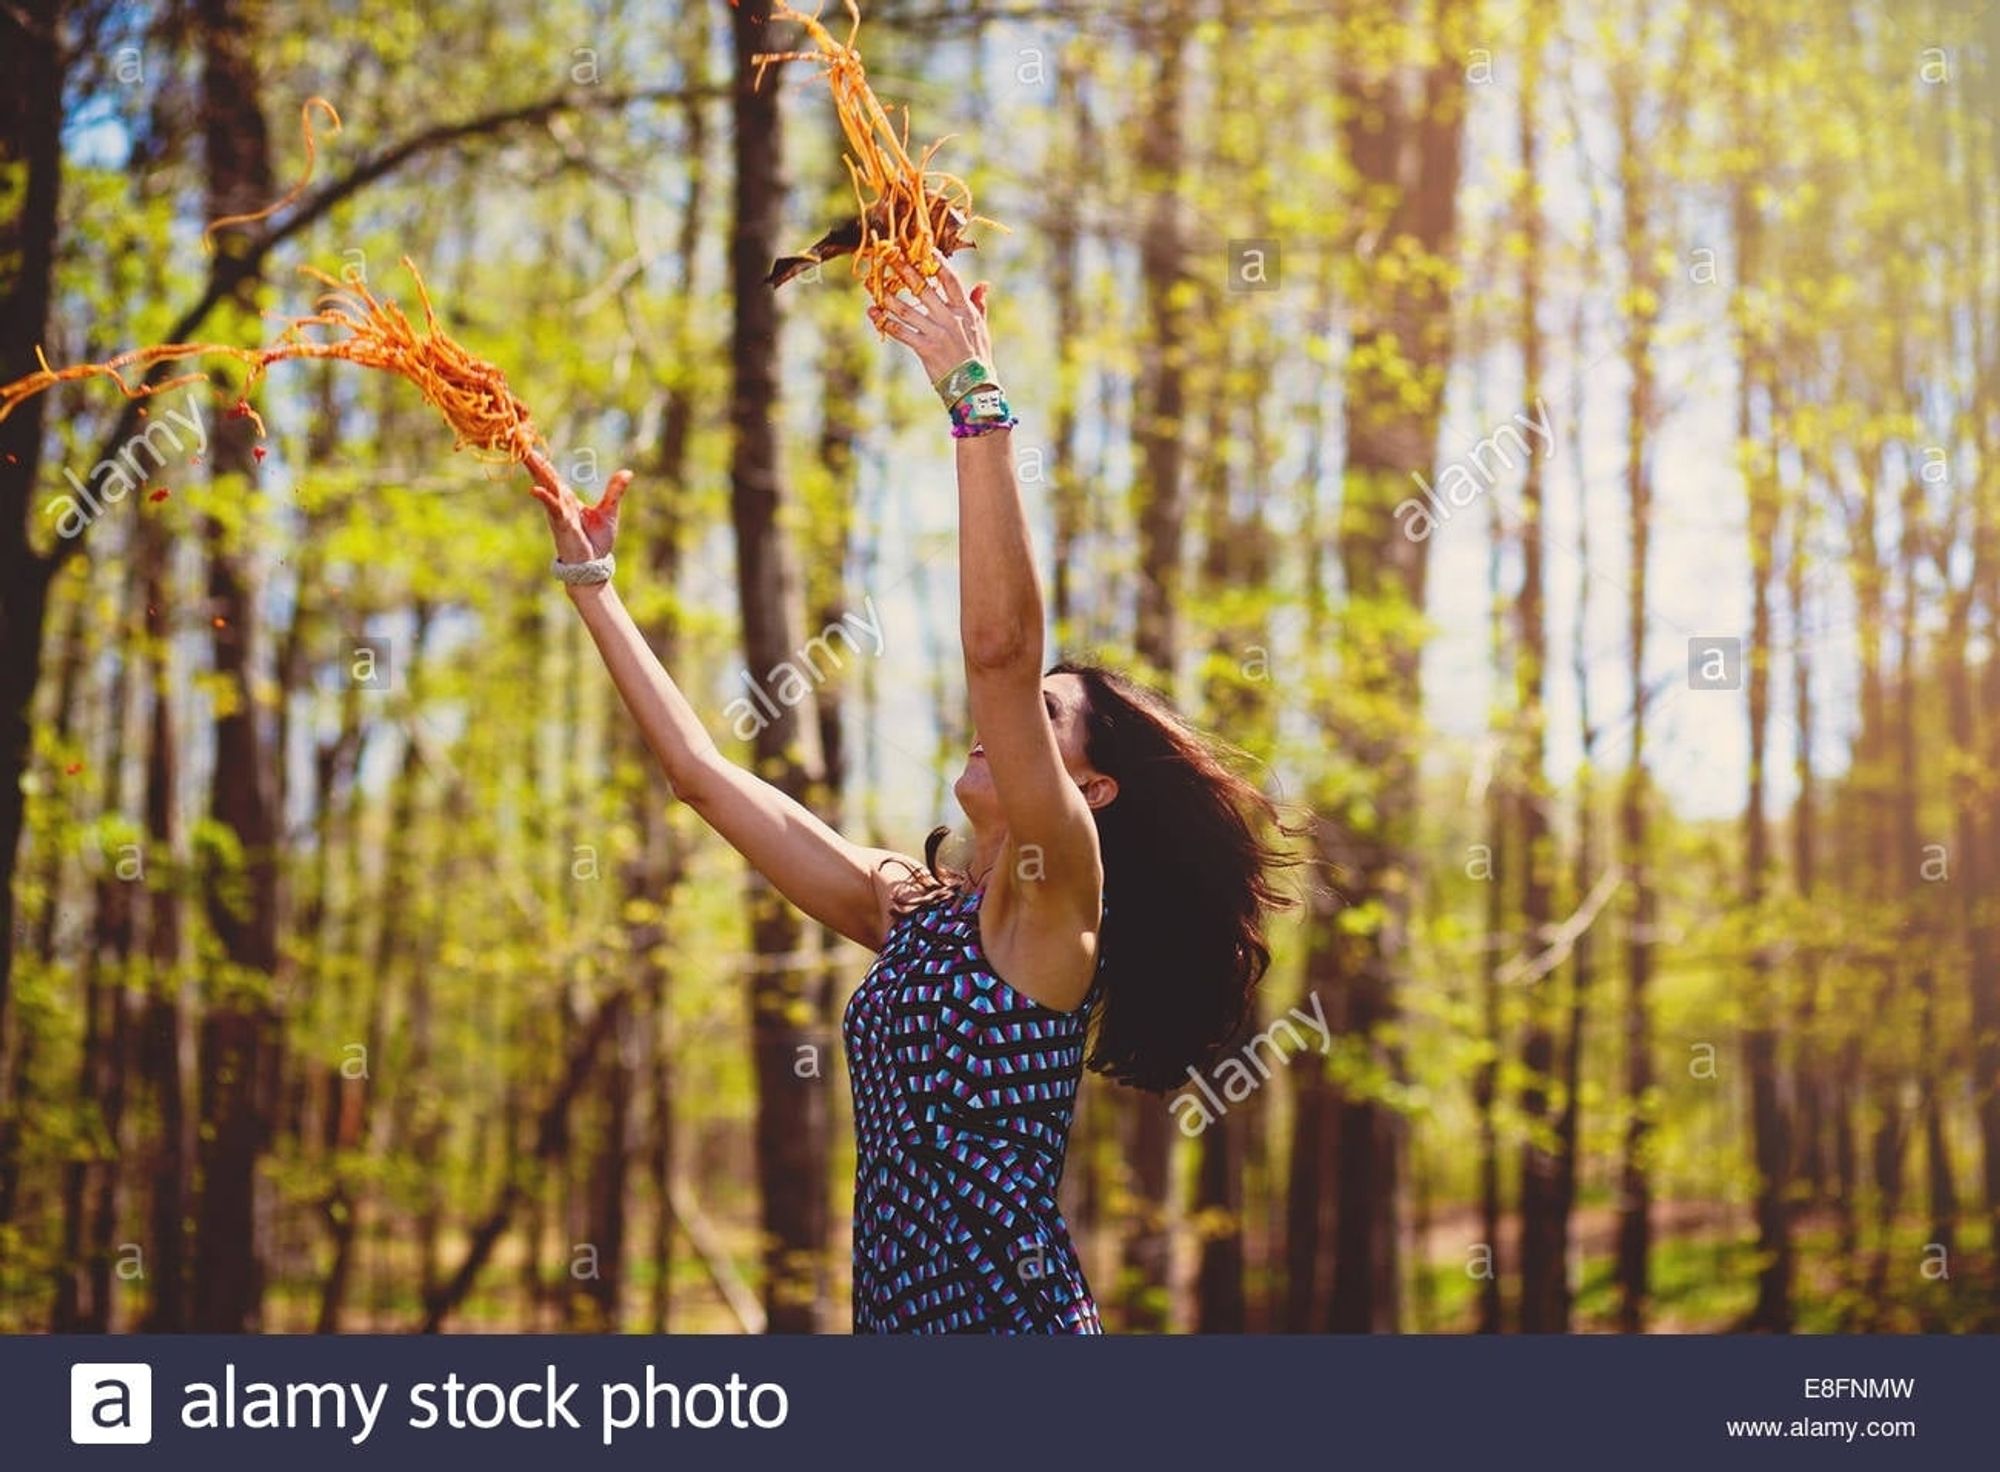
[954,671,1107,823]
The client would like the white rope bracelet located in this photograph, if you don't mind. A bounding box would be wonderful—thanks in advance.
[553,551,615,585]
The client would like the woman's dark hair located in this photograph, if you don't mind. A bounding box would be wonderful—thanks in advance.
[898,658,1303,1093]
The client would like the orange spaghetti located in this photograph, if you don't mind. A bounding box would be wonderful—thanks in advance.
[743,0,1005,309]
[0,258,543,464]
[0,98,544,469]
[204,97,343,252]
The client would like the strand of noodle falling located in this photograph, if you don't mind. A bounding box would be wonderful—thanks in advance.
[203,97,343,252]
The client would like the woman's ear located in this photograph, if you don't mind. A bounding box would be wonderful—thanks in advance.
[1079,773,1118,810]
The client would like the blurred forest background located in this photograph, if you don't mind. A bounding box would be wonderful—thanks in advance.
[1,0,1997,1334]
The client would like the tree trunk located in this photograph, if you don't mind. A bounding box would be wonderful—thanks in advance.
[1322,0,1470,1335]
[1921,579,1962,1262]
[190,0,280,1333]
[1555,273,1597,1334]
[727,0,829,1334]
[1045,58,1101,1282]
[1830,436,1885,1269]
[1611,52,1657,1334]
[0,577,78,1233]
[1047,63,1093,636]
[56,559,138,1330]
[1787,468,1824,1209]
[1858,444,1925,1323]
[1734,128,1792,1332]
[86,562,140,1331]
[0,0,66,1225]
[408,705,450,1308]
[1282,254,1342,1335]
[1191,345,1273,1334]
[303,642,365,1332]
[1512,0,1564,1333]
[584,993,633,1331]
[644,64,711,1338]
[1970,206,2000,1330]
[1117,0,1194,1333]
[1475,494,1510,1336]
[138,509,190,1330]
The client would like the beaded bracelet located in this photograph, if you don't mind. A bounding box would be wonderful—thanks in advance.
[950,385,1016,438]
[951,416,1017,439]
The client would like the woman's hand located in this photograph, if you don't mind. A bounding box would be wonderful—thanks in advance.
[868,257,996,383]
[525,451,634,568]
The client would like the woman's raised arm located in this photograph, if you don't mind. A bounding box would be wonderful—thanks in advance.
[869,265,1103,927]
[527,453,916,951]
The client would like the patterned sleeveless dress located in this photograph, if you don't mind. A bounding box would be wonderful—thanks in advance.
[842,881,1105,1333]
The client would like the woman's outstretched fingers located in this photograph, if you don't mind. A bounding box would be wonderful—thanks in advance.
[600,467,635,514]
[875,299,930,341]
[523,450,570,512]
[572,468,633,555]
[933,259,968,308]
[894,259,931,300]
[869,305,911,343]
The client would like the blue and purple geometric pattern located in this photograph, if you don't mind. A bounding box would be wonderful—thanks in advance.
[842,883,1105,1333]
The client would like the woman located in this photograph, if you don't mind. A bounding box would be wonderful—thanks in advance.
[527,259,1296,1333]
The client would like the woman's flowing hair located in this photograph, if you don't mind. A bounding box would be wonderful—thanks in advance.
[896,658,1307,1094]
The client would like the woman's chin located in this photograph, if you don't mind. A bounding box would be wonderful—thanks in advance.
[953,767,996,814]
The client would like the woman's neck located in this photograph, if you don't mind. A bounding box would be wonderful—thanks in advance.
[965,825,1007,890]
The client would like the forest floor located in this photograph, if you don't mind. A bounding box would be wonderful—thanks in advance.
[1410,1198,1748,1332]
[255,1195,1992,1334]
[1408,1199,1992,1333]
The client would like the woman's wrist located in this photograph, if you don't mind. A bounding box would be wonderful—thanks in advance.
[929,355,1015,437]
[929,355,1003,400]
